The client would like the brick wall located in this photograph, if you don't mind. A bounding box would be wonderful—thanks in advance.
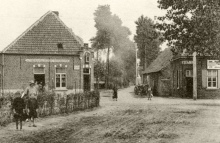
[2,54,82,93]
[172,56,220,99]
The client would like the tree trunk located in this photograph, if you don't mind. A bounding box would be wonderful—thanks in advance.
[96,50,100,90]
[105,46,110,89]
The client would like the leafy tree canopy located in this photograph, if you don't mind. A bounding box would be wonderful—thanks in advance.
[134,15,161,68]
[91,5,136,85]
[157,0,220,56]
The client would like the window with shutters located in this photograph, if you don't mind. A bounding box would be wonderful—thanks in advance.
[55,68,66,88]
[207,70,217,88]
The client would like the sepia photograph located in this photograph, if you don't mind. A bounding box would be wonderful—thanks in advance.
[0,0,219,142]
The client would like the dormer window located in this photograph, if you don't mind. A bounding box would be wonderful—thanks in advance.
[84,52,90,64]
[57,43,63,49]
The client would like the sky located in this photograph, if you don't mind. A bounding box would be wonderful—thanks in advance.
[0,0,167,51]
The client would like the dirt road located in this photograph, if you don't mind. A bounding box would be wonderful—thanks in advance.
[1,86,220,143]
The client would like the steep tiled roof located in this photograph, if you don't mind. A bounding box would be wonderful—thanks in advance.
[142,48,173,74]
[3,11,84,55]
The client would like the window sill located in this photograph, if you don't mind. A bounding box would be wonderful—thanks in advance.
[54,88,68,91]
[206,87,218,90]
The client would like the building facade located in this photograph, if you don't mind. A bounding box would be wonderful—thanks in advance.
[171,56,220,99]
[0,11,94,95]
[142,48,172,97]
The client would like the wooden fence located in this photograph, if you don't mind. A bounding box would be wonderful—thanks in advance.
[0,91,100,126]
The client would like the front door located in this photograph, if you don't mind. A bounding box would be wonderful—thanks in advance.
[34,74,45,86]
[83,75,90,91]
[186,77,193,98]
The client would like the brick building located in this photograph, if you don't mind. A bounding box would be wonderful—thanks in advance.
[171,56,220,99]
[142,45,220,99]
[142,48,173,97]
[0,11,94,95]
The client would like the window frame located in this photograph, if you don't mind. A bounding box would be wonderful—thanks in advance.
[55,68,67,89]
[186,70,193,77]
[207,70,218,89]
[84,52,90,63]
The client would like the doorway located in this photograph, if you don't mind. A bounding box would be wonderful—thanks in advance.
[83,75,90,91]
[186,77,193,98]
[34,74,45,86]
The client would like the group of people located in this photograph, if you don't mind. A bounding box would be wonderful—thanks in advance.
[12,80,39,130]
[135,84,153,100]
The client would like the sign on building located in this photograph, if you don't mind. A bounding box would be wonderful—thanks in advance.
[25,59,70,62]
[74,65,80,70]
[207,60,220,69]
[182,61,193,64]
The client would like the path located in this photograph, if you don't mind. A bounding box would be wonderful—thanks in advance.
[0,86,220,143]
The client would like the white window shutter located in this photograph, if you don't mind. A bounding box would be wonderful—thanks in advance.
[202,70,207,88]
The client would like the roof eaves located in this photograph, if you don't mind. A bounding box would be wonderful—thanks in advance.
[142,67,162,74]
[2,11,52,53]
[142,69,161,75]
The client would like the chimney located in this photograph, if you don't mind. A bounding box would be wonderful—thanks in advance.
[84,43,89,48]
[52,11,59,16]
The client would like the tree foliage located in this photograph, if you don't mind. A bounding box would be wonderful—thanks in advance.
[134,15,161,68]
[91,5,131,52]
[94,60,105,81]
[91,5,136,86]
[157,0,220,56]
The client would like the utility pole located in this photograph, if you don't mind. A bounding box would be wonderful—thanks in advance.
[193,52,197,100]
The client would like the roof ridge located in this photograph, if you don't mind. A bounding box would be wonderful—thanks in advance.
[2,11,52,53]
[50,12,84,47]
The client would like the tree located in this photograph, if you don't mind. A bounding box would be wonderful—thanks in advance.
[134,15,161,69]
[91,5,136,88]
[157,0,220,56]
[94,60,105,89]
[91,5,114,89]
